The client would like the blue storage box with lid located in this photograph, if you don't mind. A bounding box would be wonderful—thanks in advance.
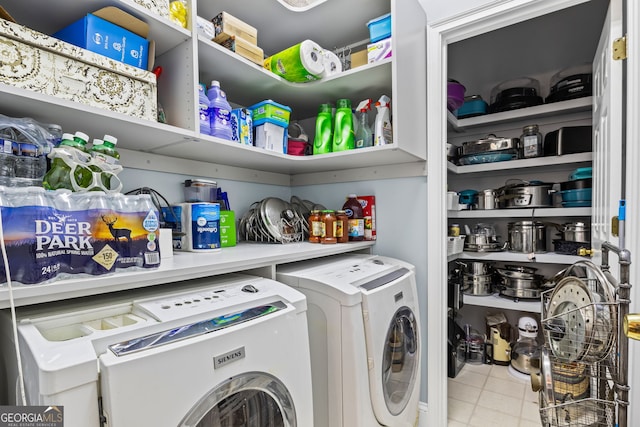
[248,100,291,127]
[367,13,391,43]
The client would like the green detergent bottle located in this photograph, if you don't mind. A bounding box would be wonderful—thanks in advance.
[42,131,91,191]
[313,103,333,155]
[332,99,355,152]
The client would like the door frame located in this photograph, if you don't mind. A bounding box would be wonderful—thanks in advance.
[424,0,640,425]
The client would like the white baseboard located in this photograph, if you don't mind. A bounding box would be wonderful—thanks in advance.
[418,401,428,427]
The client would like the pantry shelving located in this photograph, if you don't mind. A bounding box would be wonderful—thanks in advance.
[447,96,593,132]
[447,152,592,174]
[448,206,591,219]
[452,251,587,265]
[461,294,541,313]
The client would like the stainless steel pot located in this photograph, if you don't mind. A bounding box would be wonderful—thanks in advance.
[508,221,547,253]
[456,260,494,276]
[461,274,494,296]
[465,233,500,247]
[498,179,555,208]
[497,274,544,290]
[557,221,591,243]
[477,189,498,210]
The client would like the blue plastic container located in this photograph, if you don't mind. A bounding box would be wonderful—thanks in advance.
[560,188,592,207]
[367,13,391,43]
[248,100,292,127]
[569,167,593,181]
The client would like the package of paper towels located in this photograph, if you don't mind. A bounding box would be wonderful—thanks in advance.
[322,50,342,77]
[263,39,325,82]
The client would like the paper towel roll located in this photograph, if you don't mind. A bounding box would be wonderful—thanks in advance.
[322,50,343,77]
[263,39,325,83]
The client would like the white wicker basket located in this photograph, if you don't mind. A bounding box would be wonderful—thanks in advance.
[447,235,466,256]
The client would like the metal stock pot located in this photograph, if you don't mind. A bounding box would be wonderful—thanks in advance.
[508,221,547,253]
[498,179,555,208]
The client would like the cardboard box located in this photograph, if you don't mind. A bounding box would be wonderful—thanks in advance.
[220,210,237,247]
[53,7,154,70]
[358,195,376,240]
[230,108,253,145]
[211,11,258,46]
[0,17,157,121]
[248,99,291,127]
[131,0,170,19]
[255,122,286,153]
[368,37,392,63]
[220,36,264,66]
[350,49,368,69]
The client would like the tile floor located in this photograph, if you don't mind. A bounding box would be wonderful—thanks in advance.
[448,363,542,427]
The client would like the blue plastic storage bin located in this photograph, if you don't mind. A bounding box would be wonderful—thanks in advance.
[367,13,391,43]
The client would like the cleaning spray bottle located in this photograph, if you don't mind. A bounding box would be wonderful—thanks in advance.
[374,95,393,146]
[354,99,373,149]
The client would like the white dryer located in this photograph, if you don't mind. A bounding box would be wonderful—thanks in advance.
[276,254,421,427]
[0,274,313,427]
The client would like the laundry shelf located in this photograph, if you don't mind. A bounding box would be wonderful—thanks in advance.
[0,241,375,309]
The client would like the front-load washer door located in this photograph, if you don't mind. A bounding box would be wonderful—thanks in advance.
[178,372,294,427]
[360,268,421,426]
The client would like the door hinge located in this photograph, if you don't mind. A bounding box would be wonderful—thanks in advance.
[613,36,627,60]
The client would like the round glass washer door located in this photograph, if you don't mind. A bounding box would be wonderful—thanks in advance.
[381,306,419,415]
[179,372,296,427]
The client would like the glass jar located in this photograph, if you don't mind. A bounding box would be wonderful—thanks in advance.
[308,210,322,243]
[335,210,349,243]
[321,210,337,244]
[520,124,543,158]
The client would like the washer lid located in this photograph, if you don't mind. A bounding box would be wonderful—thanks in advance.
[276,255,415,306]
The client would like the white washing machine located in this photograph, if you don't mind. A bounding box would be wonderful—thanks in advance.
[276,254,421,427]
[0,274,314,427]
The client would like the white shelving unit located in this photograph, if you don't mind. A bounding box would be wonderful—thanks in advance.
[0,241,374,309]
[0,0,427,308]
[0,0,427,177]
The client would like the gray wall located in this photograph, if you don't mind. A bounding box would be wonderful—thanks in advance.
[120,168,429,401]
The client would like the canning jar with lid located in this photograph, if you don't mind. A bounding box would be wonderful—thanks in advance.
[308,210,323,243]
[321,210,337,244]
[520,124,543,158]
[335,210,349,243]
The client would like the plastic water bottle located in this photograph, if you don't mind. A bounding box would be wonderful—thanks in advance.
[207,80,233,140]
[198,83,211,136]
[15,142,46,185]
[313,103,333,155]
[42,131,90,191]
[332,99,355,152]
[354,99,373,149]
[0,128,17,186]
[90,135,120,190]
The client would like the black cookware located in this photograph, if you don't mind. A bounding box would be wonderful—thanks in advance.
[544,126,592,156]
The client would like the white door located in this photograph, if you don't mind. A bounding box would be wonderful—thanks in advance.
[592,0,624,267]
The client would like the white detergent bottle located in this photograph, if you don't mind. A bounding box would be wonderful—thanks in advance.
[374,95,393,146]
